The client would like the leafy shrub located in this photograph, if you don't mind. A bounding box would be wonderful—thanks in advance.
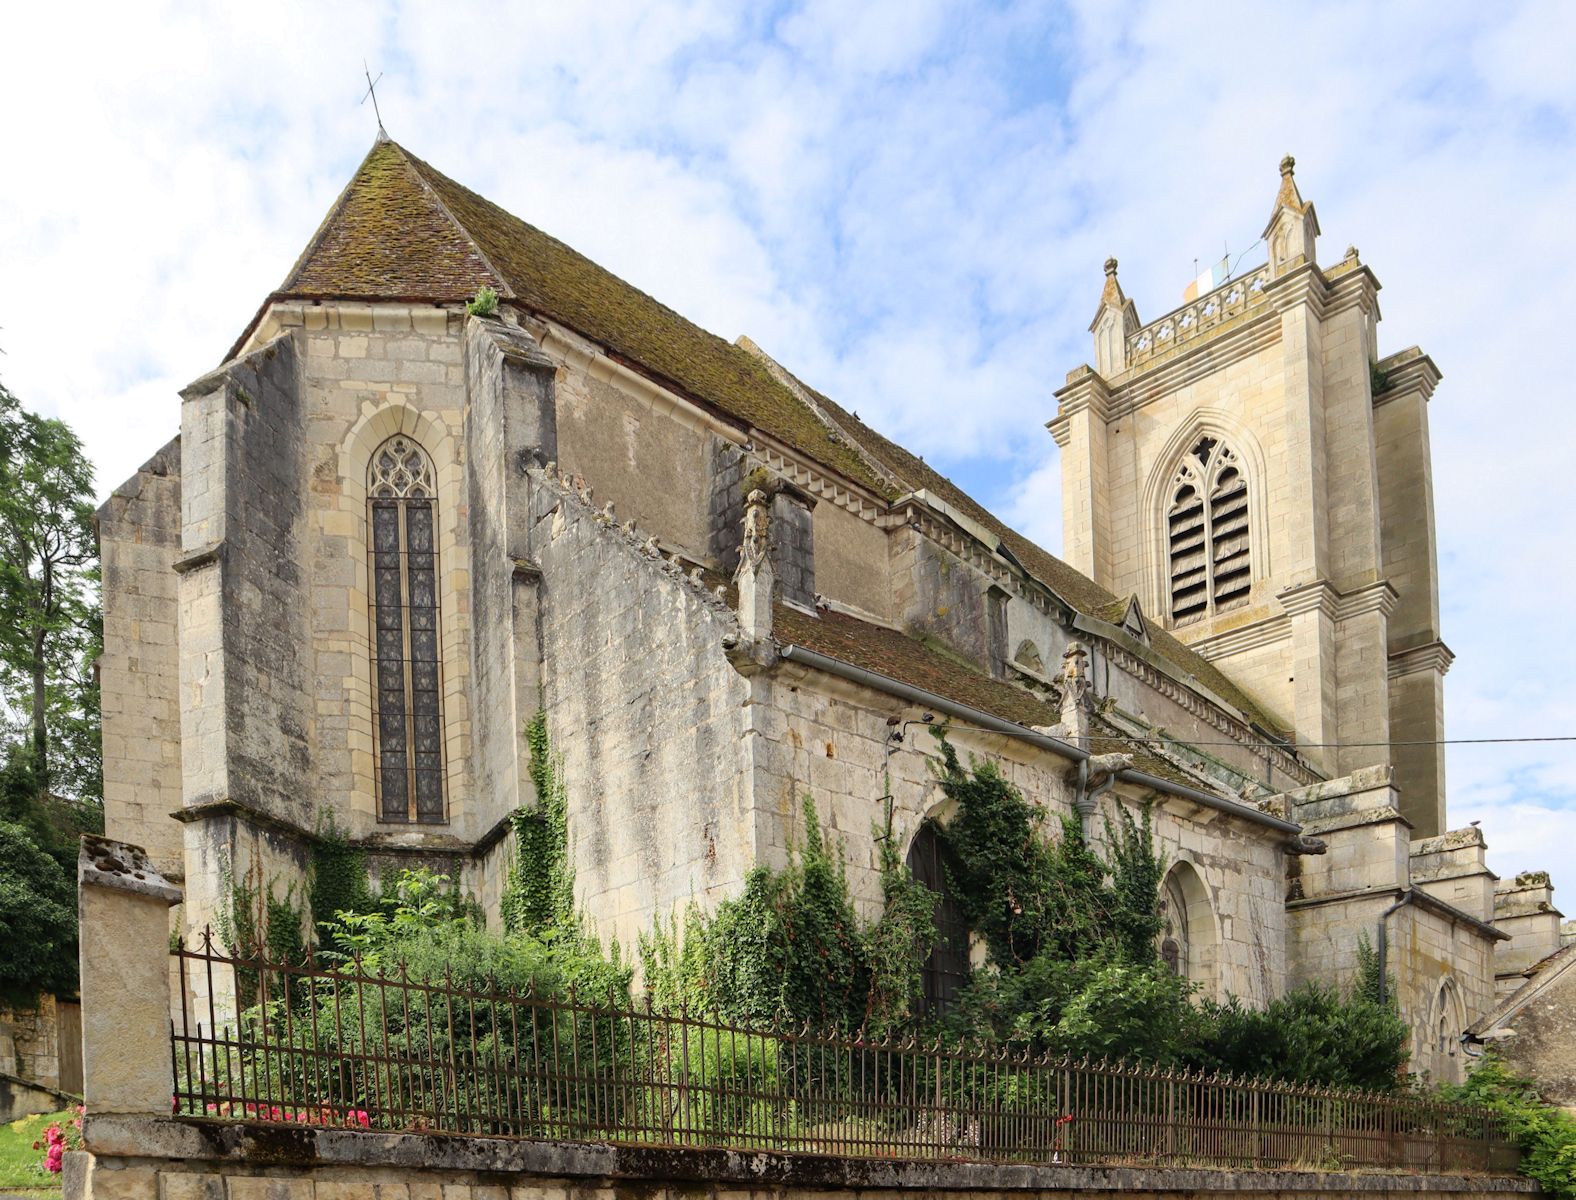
[1196,982,1410,1090]
[466,287,499,317]
[0,821,78,1004]
[1443,1053,1576,1197]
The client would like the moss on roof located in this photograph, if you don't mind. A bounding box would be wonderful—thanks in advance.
[270,136,1281,736]
[773,604,1059,730]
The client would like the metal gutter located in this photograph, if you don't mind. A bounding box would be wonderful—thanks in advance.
[777,643,1304,837]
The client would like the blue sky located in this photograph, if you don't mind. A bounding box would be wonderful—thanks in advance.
[2,1,1573,898]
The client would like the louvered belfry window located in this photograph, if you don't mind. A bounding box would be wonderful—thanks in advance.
[368,436,446,824]
[1167,436,1251,623]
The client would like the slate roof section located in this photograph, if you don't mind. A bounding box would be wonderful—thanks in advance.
[259,136,1284,739]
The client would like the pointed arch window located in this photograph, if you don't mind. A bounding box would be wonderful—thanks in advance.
[1166,436,1251,623]
[368,436,446,824]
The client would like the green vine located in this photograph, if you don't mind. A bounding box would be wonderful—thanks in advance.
[308,816,374,946]
[501,711,576,937]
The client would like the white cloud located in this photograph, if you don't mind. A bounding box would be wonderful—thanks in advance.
[1,0,1573,899]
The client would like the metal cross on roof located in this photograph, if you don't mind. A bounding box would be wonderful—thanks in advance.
[361,61,386,135]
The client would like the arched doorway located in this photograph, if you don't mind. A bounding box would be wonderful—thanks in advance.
[906,823,970,1015]
[1160,861,1219,997]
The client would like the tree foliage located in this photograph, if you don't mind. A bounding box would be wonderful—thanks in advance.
[1443,1053,1576,1198]
[0,376,100,804]
[0,821,78,1004]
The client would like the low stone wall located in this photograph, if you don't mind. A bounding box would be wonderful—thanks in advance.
[69,1115,1539,1200]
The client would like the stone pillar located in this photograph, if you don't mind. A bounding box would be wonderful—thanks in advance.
[77,836,182,1117]
[1048,367,1115,586]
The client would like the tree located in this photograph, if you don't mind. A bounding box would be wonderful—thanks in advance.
[0,376,100,803]
[0,821,78,1004]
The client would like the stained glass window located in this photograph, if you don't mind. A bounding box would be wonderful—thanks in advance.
[367,436,445,823]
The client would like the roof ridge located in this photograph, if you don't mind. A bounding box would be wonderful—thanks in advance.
[277,139,387,294]
[386,141,514,301]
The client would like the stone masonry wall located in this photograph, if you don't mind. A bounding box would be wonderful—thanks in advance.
[0,994,60,1090]
[528,471,755,954]
[98,437,184,877]
[178,335,314,830]
[753,664,1288,1005]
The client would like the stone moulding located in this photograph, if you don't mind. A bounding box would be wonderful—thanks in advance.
[79,1114,1536,1195]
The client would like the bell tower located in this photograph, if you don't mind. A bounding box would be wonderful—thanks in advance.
[1049,158,1450,835]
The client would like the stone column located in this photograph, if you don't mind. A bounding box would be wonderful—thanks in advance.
[77,835,182,1117]
[1048,367,1115,586]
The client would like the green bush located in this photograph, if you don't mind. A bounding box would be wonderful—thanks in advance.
[1195,982,1410,1090]
[1443,1053,1576,1197]
[0,821,78,1004]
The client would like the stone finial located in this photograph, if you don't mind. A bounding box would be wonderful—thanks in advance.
[734,488,775,640]
[1090,259,1134,375]
[1059,640,1092,740]
[1264,152,1320,273]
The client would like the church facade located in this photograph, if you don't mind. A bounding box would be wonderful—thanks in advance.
[97,138,1563,1084]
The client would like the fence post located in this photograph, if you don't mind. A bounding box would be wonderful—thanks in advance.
[77,835,183,1116]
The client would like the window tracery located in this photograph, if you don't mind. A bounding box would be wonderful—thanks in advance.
[367,436,445,824]
[1166,436,1251,623]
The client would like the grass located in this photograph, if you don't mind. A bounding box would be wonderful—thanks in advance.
[0,1109,68,1196]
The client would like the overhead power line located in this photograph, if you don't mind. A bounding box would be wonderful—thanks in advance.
[1110,735,1576,751]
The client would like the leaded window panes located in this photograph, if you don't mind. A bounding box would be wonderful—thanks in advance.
[368,436,445,823]
[1167,437,1252,623]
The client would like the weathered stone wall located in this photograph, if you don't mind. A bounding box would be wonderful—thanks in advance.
[98,437,184,877]
[294,304,476,841]
[553,338,716,563]
[1485,947,1576,1110]
[813,498,892,620]
[0,994,60,1090]
[69,1117,1536,1200]
[178,335,314,829]
[1281,769,1499,1082]
[528,471,754,953]
[752,663,1288,1005]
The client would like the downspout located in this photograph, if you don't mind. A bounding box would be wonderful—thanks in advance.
[776,644,1307,838]
[1376,889,1418,1008]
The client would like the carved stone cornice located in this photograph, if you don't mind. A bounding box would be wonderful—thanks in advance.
[1263,261,1331,320]
[1276,578,1339,619]
[1276,578,1397,623]
[1049,366,1115,442]
[1373,347,1443,409]
[1333,580,1400,621]
[1388,639,1455,680]
[1187,612,1292,660]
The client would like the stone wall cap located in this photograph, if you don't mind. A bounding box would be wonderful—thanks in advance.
[82,1115,1537,1193]
[78,835,183,905]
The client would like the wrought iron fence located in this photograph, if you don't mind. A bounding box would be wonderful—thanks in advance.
[170,931,1520,1173]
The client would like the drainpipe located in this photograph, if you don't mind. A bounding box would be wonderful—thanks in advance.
[1376,889,1417,1007]
[1078,765,1121,841]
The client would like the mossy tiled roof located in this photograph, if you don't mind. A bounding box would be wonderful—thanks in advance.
[267,136,1281,737]
[773,603,1059,729]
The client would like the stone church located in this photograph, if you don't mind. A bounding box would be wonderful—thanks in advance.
[97,137,1564,1084]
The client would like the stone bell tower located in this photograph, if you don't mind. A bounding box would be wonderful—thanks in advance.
[1049,157,1450,836]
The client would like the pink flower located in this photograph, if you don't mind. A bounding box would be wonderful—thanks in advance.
[357,1111,370,1129]
[45,1144,64,1174]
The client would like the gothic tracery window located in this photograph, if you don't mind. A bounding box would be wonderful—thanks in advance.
[368,436,446,824]
[1167,436,1251,623]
